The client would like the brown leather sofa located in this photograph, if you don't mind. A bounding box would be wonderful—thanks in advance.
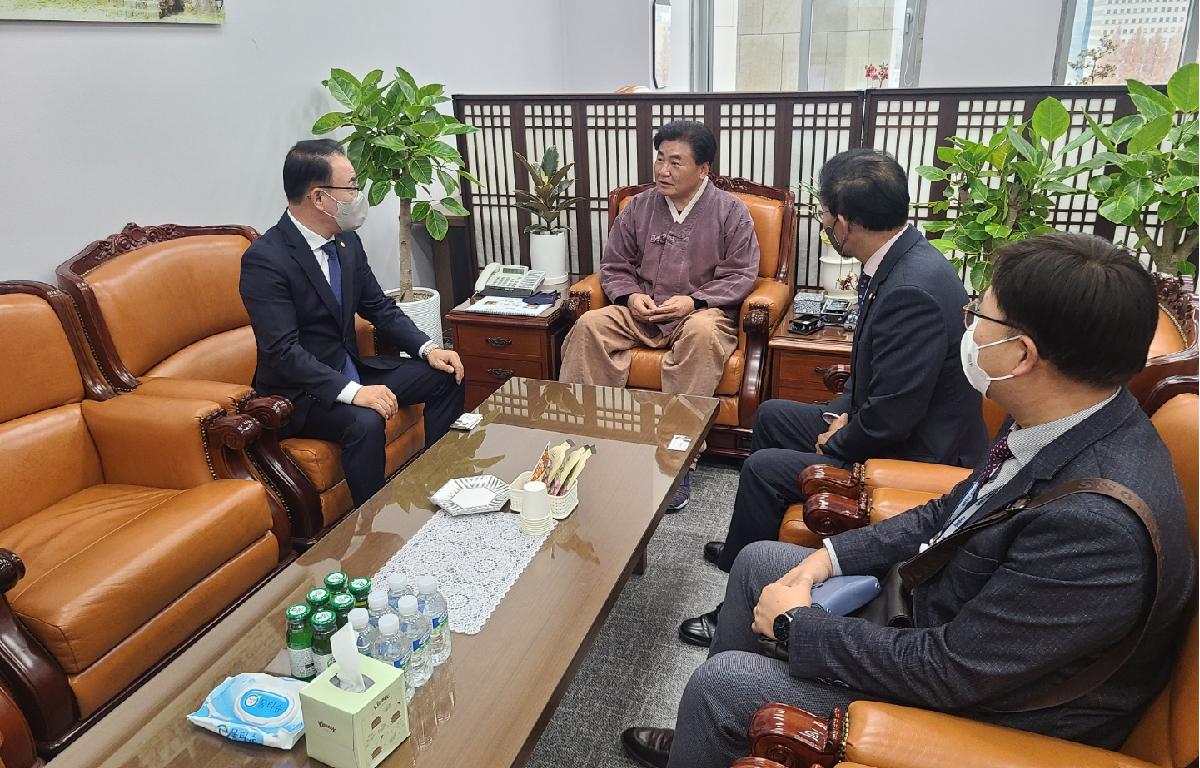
[0,281,281,754]
[741,384,1198,768]
[782,280,1198,546]
[565,176,796,458]
[56,223,425,546]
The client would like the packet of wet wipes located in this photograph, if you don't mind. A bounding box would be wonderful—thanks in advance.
[187,673,307,749]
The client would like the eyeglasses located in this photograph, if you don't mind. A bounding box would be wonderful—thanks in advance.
[962,299,1020,331]
[317,185,359,192]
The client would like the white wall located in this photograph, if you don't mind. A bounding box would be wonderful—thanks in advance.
[919,0,1063,87]
[560,0,693,92]
[0,0,622,285]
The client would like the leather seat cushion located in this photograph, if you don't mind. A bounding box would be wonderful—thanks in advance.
[869,487,940,523]
[626,348,744,396]
[144,325,258,385]
[283,404,424,492]
[863,459,972,496]
[135,377,253,414]
[0,294,85,423]
[0,480,271,674]
[779,504,825,548]
[1147,306,1187,358]
[0,405,103,531]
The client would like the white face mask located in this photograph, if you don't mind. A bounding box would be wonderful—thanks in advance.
[320,189,369,232]
[959,318,1022,396]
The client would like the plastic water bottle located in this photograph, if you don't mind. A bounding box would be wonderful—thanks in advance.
[348,607,376,658]
[374,614,414,701]
[367,589,392,629]
[416,574,451,666]
[386,572,415,612]
[395,595,432,688]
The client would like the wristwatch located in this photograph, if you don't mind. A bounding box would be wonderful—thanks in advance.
[773,607,802,643]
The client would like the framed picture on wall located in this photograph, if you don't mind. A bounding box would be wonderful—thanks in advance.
[652,0,671,89]
[0,0,225,23]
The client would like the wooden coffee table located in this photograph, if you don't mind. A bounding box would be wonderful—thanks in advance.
[51,379,717,768]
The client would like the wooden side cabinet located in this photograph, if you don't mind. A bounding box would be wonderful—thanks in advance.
[448,294,572,410]
[768,307,854,403]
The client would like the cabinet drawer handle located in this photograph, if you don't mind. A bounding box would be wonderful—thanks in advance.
[487,367,515,379]
[486,337,513,347]
[814,366,828,375]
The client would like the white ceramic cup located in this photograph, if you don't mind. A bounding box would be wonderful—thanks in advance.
[520,480,552,522]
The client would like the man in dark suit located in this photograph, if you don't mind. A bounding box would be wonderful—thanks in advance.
[241,139,465,506]
[622,233,1196,768]
[680,149,987,647]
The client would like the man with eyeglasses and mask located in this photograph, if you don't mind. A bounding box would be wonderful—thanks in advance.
[678,148,986,648]
[623,233,1194,768]
[240,139,465,507]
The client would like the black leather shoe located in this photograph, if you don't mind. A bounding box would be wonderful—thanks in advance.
[621,727,674,768]
[678,604,721,647]
[703,540,724,566]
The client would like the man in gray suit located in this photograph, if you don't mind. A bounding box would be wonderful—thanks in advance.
[622,233,1196,768]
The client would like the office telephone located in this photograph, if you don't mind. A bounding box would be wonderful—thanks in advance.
[474,263,547,298]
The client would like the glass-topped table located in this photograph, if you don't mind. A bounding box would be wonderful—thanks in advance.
[50,379,717,768]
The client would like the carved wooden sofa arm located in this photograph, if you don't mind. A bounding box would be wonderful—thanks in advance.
[748,702,846,768]
[237,395,322,547]
[0,550,78,752]
[565,273,608,324]
[799,464,862,499]
[803,492,870,537]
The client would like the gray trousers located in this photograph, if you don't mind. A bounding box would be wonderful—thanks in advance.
[667,542,879,768]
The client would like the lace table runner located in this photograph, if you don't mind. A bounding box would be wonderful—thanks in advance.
[372,511,554,635]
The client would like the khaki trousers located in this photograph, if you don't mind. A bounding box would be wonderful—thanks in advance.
[558,305,738,397]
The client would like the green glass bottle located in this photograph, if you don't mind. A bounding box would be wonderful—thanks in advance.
[323,571,349,594]
[348,577,372,608]
[330,592,355,628]
[305,587,331,612]
[310,610,337,674]
[285,604,316,681]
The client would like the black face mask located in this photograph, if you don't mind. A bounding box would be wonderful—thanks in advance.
[824,221,846,256]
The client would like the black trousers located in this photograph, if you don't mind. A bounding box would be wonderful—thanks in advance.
[290,360,464,506]
[716,399,848,571]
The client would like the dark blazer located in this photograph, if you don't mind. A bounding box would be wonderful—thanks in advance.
[790,389,1196,749]
[239,212,430,432]
[824,227,986,467]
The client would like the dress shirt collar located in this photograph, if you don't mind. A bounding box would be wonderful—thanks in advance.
[1005,388,1121,465]
[287,209,333,253]
[861,224,909,277]
[666,176,709,225]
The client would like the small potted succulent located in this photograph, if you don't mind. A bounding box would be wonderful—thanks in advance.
[514,147,584,284]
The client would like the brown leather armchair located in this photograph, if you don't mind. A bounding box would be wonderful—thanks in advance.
[0,282,280,754]
[743,384,1198,768]
[782,280,1198,546]
[0,683,40,768]
[56,223,426,546]
[565,176,796,457]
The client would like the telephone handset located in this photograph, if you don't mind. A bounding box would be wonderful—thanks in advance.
[474,263,547,298]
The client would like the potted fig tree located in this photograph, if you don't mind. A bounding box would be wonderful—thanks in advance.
[313,67,479,343]
[514,147,584,284]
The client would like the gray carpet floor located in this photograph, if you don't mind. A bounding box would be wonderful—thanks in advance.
[526,460,739,768]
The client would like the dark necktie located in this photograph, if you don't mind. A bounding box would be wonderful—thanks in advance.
[978,435,1014,485]
[321,241,360,384]
[856,272,872,308]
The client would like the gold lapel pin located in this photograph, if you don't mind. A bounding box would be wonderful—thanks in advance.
[338,241,346,248]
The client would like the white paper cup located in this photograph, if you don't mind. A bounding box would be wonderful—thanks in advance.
[520,480,552,522]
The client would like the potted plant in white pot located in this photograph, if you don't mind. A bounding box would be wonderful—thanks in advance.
[514,146,584,284]
[313,67,479,344]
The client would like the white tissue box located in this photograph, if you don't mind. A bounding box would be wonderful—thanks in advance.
[299,655,409,768]
[509,470,579,519]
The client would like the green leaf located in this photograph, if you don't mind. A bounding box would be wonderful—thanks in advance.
[326,68,361,109]
[1005,126,1036,161]
[1098,193,1136,224]
[1127,114,1173,155]
[412,201,431,221]
[395,66,418,90]
[1163,175,1198,194]
[1032,97,1070,141]
[412,121,442,138]
[439,197,469,216]
[1188,195,1200,224]
[921,220,954,232]
[1107,114,1147,145]
[312,111,348,135]
[1042,180,1085,195]
[417,83,445,100]
[1011,159,1038,186]
[367,179,390,206]
[440,122,478,136]
[1178,260,1198,277]
[968,260,991,292]
[1175,146,1200,165]
[916,165,947,181]
[361,69,384,91]
[426,210,450,240]
[411,156,433,184]
[1059,129,1096,155]
[1086,114,1118,152]
[968,178,990,200]
[540,146,560,175]
[459,169,484,188]
[1126,79,1173,118]
[437,168,459,195]
[423,141,464,165]
[928,238,956,254]
[1126,177,1154,207]
[975,204,998,223]
[371,135,409,153]
[936,146,961,165]
[1158,198,1184,221]
[395,175,417,199]
[347,138,366,170]
[1086,175,1114,197]
[1167,63,1199,112]
[984,223,1012,238]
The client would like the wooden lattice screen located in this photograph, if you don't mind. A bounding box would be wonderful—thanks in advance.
[453,86,1135,287]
